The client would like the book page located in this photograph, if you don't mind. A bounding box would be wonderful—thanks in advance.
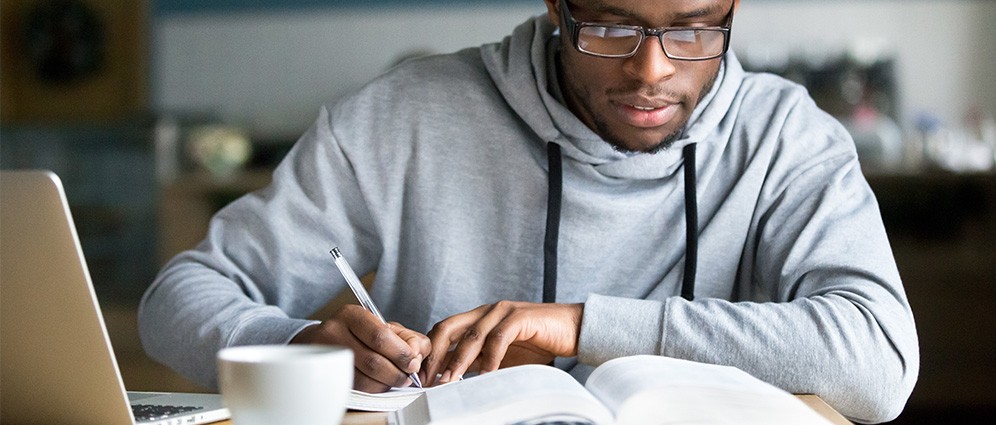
[350,380,465,411]
[394,364,614,425]
[585,356,834,425]
[349,387,425,412]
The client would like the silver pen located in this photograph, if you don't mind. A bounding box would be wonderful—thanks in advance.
[329,247,423,389]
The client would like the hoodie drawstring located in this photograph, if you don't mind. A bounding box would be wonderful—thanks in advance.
[543,143,563,304]
[543,142,698,303]
[680,143,698,301]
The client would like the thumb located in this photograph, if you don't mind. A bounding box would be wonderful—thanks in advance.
[389,322,431,371]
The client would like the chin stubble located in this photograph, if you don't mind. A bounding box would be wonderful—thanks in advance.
[594,64,722,155]
[556,45,723,155]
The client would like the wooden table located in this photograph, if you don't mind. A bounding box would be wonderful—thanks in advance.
[209,394,851,425]
[797,394,853,425]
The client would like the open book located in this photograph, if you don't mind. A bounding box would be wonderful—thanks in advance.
[349,386,429,412]
[355,355,835,425]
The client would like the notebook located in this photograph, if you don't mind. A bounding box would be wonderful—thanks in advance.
[0,169,230,425]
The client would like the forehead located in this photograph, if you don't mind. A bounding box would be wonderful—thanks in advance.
[576,0,728,22]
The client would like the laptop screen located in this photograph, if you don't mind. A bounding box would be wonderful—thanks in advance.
[1,170,227,425]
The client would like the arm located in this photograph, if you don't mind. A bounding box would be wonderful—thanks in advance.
[139,105,427,391]
[424,136,917,423]
[578,153,918,424]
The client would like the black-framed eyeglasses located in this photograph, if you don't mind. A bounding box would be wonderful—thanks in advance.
[559,0,734,61]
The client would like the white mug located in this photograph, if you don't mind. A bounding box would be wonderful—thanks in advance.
[217,344,353,425]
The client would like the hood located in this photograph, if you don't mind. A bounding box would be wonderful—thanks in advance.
[480,15,745,180]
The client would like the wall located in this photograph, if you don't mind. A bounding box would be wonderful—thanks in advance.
[732,0,996,133]
[152,0,996,141]
[152,3,544,140]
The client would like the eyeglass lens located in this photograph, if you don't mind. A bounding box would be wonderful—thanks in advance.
[577,27,727,59]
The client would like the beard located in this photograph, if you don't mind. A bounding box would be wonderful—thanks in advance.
[595,116,684,154]
[559,53,722,155]
[603,69,719,154]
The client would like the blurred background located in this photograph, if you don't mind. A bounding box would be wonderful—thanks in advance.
[1,1,993,423]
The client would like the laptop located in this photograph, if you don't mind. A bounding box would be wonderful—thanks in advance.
[0,170,230,425]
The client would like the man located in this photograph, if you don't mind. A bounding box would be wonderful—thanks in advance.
[140,0,918,422]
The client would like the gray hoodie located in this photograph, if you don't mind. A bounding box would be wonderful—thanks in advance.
[140,15,917,423]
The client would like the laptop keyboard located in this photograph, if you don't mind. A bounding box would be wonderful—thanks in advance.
[132,404,201,421]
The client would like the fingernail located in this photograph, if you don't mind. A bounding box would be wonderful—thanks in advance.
[439,370,451,383]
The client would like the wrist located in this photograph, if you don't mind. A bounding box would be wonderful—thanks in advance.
[570,303,584,356]
[290,323,320,344]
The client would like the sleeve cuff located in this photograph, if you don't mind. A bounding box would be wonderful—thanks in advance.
[577,294,667,366]
[227,313,321,347]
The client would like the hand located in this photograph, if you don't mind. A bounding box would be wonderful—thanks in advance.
[422,301,583,386]
[291,304,430,393]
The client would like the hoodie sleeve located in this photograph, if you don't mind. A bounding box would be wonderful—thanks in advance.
[138,105,381,390]
[577,100,918,424]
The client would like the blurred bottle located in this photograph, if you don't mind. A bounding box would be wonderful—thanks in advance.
[964,106,996,168]
[917,109,995,173]
[154,115,181,184]
[845,102,904,172]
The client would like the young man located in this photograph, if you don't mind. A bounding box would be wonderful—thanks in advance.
[140,0,918,422]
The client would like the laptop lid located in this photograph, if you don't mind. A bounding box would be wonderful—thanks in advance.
[0,170,226,425]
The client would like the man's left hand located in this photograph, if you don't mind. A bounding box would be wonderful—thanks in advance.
[422,301,583,386]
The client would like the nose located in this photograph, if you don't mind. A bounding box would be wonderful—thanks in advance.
[622,36,677,84]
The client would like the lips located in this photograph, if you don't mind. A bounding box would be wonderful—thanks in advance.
[614,99,680,128]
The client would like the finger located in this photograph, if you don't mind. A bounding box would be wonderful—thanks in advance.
[438,349,482,378]
[353,369,392,393]
[477,319,521,373]
[424,309,485,386]
[424,320,460,386]
[350,336,415,388]
[297,317,396,388]
[439,303,512,383]
[305,318,405,390]
[342,306,420,387]
[388,322,431,374]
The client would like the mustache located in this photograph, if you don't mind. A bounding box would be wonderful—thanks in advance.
[605,83,684,100]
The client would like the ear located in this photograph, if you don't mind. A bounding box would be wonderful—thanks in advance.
[543,0,560,26]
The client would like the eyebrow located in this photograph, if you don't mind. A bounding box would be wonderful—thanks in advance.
[582,0,725,24]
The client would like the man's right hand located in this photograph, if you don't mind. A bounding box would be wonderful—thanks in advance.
[290,304,430,393]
